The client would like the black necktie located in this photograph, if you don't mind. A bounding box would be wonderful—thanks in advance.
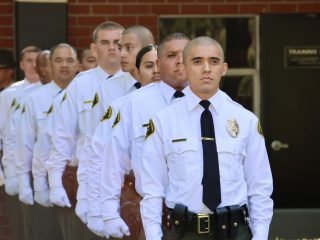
[173,90,184,98]
[199,100,221,211]
[107,75,113,79]
[134,82,141,89]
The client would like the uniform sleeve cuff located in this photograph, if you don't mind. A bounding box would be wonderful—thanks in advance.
[48,171,63,188]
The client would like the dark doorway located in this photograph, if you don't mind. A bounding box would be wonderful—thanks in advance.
[261,13,320,238]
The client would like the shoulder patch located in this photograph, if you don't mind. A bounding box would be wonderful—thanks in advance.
[257,120,264,137]
[145,119,155,140]
[14,103,20,112]
[46,104,54,115]
[100,106,113,122]
[92,92,99,108]
[10,98,16,108]
[61,92,67,104]
[112,111,120,128]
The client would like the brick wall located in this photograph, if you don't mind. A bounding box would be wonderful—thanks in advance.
[0,0,320,239]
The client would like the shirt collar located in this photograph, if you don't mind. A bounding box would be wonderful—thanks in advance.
[159,81,177,104]
[185,86,224,115]
[49,81,62,96]
[95,65,111,81]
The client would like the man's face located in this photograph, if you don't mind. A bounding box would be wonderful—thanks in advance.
[20,51,39,82]
[184,43,227,99]
[91,29,122,67]
[36,54,52,84]
[80,49,97,72]
[119,33,142,73]
[158,39,189,90]
[50,47,79,84]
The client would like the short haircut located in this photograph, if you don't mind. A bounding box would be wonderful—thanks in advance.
[19,45,41,61]
[36,50,50,66]
[50,43,78,60]
[80,48,90,63]
[183,36,225,63]
[92,21,124,42]
[135,44,158,69]
[157,32,190,58]
[123,25,155,47]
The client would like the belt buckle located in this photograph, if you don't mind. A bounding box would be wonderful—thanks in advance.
[197,214,210,234]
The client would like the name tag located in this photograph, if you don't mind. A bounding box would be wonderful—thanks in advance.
[172,138,187,143]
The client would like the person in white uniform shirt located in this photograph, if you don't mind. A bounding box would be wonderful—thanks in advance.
[86,25,155,237]
[139,36,274,240]
[79,47,97,72]
[88,43,159,238]
[2,46,42,240]
[0,48,15,185]
[100,33,190,239]
[46,21,124,237]
[16,49,55,205]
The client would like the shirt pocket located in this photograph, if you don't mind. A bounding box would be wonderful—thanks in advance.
[216,139,246,181]
[164,138,199,182]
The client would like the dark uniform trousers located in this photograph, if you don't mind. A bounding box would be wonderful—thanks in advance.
[164,224,252,240]
[5,193,25,240]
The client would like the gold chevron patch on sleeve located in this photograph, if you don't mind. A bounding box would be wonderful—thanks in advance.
[112,111,120,128]
[145,119,155,140]
[92,92,99,108]
[100,106,113,122]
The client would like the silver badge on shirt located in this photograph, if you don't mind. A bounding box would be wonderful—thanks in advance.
[227,119,239,138]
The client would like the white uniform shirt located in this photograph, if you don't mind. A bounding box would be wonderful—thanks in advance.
[34,90,67,191]
[79,72,137,208]
[2,80,41,179]
[101,81,177,220]
[88,94,131,217]
[140,87,273,240]
[0,81,25,151]
[15,81,61,186]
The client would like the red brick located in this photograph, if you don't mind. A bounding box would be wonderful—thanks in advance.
[181,4,210,14]
[109,0,137,2]
[211,4,239,13]
[136,0,165,2]
[0,28,13,37]
[68,38,78,47]
[78,16,106,25]
[197,0,224,2]
[78,0,106,2]
[299,3,320,12]
[138,16,158,26]
[92,5,120,14]
[227,0,254,2]
[240,4,269,13]
[150,4,179,14]
[121,4,150,14]
[270,4,298,13]
[0,16,12,25]
[68,27,92,37]
[167,0,194,2]
[108,16,138,26]
[68,16,77,25]
[78,38,93,48]
[0,39,13,48]
[0,5,13,14]
[68,5,90,14]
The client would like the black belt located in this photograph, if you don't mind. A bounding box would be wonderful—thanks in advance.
[167,204,249,238]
